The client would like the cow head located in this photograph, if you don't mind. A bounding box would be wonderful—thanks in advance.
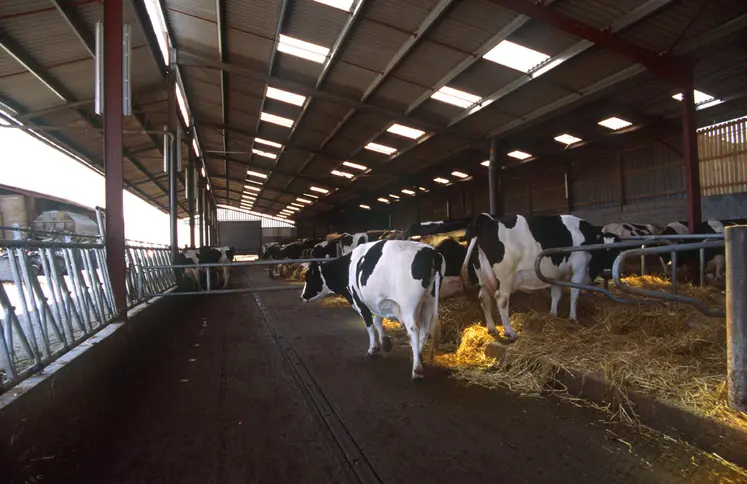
[587,231,621,281]
[301,262,331,302]
[464,213,493,241]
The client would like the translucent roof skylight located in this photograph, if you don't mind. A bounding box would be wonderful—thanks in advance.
[245,185,261,192]
[144,0,170,65]
[507,150,532,160]
[401,189,415,195]
[278,34,330,64]
[672,90,724,110]
[360,204,371,210]
[342,161,367,171]
[377,198,390,203]
[481,160,490,166]
[247,170,267,179]
[554,134,582,145]
[433,177,450,184]
[175,84,190,125]
[291,202,303,208]
[451,171,468,178]
[192,138,200,157]
[418,186,428,192]
[598,117,632,130]
[389,194,400,199]
[365,142,397,155]
[309,186,329,194]
[313,0,355,11]
[252,149,277,159]
[331,169,354,179]
[254,138,282,148]
[200,166,206,177]
[260,112,294,128]
[245,178,262,186]
[304,193,319,199]
[266,86,306,106]
[430,86,481,109]
[286,205,300,212]
[297,197,312,204]
[483,40,550,73]
[387,123,425,139]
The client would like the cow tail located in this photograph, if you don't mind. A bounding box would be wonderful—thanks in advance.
[461,236,478,286]
[430,252,444,362]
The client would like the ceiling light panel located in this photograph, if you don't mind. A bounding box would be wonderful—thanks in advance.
[254,137,282,148]
[277,34,330,64]
[266,86,306,106]
[331,169,354,179]
[342,161,367,171]
[507,150,532,160]
[247,170,267,179]
[387,123,425,139]
[365,142,397,155]
[598,117,632,130]
[252,149,277,159]
[483,40,550,73]
[430,86,481,109]
[260,112,294,128]
[554,134,582,145]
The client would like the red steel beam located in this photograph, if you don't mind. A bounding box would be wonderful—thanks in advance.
[103,0,127,319]
[681,72,702,232]
[486,0,692,86]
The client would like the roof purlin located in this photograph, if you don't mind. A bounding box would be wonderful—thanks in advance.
[264,0,370,215]
[447,0,678,127]
[267,0,457,213]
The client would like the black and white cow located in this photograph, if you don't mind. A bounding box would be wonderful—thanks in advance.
[301,240,445,380]
[662,219,747,283]
[339,232,370,256]
[418,229,472,299]
[601,222,665,276]
[310,236,343,259]
[199,246,235,289]
[461,213,618,340]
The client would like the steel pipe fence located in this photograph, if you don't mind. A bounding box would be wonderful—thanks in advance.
[0,238,176,392]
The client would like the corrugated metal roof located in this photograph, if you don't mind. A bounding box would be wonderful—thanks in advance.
[2,0,747,220]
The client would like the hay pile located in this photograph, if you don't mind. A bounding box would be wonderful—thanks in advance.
[436,276,747,430]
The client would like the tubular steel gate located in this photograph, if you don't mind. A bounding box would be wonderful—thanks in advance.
[0,233,174,392]
[133,257,332,298]
[533,233,726,317]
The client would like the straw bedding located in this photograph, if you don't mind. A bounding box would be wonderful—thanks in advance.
[435,276,747,430]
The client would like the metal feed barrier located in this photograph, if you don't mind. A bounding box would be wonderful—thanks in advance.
[0,236,175,392]
[133,257,333,298]
[534,234,726,316]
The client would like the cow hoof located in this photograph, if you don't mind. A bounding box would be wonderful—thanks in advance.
[381,336,393,353]
[366,347,380,358]
[411,370,425,380]
[487,328,499,336]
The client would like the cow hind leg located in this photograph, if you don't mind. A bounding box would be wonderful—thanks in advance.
[494,287,517,341]
[365,325,379,357]
[550,285,562,318]
[569,271,587,321]
[401,310,424,380]
[373,315,392,353]
[478,288,498,335]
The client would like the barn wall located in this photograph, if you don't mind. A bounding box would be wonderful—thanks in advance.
[310,119,747,235]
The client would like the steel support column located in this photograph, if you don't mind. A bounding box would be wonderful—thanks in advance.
[167,63,178,258]
[198,177,204,247]
[488,138,503,216]
[103,0,126,320]
[682,73,702,232]
[187,138,196,247]
[726,225,747,412]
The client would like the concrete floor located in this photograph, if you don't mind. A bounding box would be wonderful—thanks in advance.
[5,267,745,484]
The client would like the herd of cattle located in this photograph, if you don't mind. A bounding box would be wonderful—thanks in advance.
[261,214,744,380]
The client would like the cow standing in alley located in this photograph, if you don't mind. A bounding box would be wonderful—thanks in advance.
[461,213,618,340]
[301,240,445,380]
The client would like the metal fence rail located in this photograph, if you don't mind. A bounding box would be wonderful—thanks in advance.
[0,236,175,392]
[612,240,726,317]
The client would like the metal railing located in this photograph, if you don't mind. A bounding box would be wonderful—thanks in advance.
[612,240,726,317]
[134,257,329,297]
[0,233,176,391]
[533,235,727,317]
[0,239,114,390]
